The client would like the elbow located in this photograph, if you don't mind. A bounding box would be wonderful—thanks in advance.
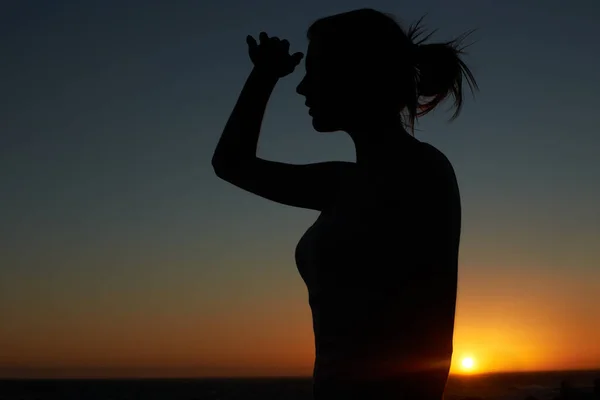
[211,154,243,181]
[211,151,255,179]
[211,146,228,175]
[211,156,228,179]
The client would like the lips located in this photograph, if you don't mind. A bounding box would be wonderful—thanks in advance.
[305,101,317,116]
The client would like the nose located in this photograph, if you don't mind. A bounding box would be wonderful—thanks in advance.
[296,76,306,96]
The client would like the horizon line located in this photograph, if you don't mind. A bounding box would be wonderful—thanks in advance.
[2,367,600,381]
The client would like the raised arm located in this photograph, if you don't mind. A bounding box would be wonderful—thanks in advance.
[212,33,346,211]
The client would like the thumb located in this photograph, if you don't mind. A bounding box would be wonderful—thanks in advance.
[291,52,304,65]
[246,35,258,50]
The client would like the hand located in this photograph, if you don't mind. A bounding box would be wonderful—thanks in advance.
[246,32,304,79]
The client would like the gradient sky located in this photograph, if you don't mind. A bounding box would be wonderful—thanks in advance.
[2,0,600,379]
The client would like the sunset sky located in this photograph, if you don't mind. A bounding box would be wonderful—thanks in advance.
[2,0,600,379]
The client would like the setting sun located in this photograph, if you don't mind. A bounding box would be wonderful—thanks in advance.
[461,357,476,371]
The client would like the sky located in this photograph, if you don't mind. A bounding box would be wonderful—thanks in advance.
[1,0,600,379]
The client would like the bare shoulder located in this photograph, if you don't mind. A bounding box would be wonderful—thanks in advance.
[414,142,458,191]
[419,142,455,174]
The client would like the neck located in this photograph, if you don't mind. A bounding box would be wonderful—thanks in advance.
[346,115,414,170]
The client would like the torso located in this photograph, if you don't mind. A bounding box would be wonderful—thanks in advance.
[295,140,461,394]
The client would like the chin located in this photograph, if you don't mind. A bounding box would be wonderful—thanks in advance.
[310,114,341,133]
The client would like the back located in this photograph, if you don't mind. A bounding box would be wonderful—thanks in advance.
[295,139,461,389]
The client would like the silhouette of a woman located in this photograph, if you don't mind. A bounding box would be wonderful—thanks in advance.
[212,8,478,400]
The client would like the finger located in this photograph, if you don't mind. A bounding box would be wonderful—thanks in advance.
[291,52,304,65]
[259,32,269,43]
[246,35,257,49]
[281,39,290,51]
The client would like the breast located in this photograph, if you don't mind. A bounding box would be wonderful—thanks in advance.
[295,198,385,294]
[296,181,425,288]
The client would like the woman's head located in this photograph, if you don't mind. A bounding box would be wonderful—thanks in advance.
[296,8,478,133]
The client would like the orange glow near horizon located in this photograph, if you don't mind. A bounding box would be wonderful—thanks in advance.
[2,300,600,379]
[2,263,600,379]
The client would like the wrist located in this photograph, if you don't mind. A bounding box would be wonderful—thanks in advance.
[250,67,280,83]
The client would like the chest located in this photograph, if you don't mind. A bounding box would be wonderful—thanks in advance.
[294,180,418,289]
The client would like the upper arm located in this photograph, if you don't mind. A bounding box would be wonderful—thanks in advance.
[410,144,461,259]
[425,146,461,254]
[213,158,350,211]
[420,143,460,210]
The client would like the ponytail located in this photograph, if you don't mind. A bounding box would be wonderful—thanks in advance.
[406,18,479,129]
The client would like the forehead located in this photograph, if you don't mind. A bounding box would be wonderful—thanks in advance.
[305,39,340,70]
[305,41,318,65]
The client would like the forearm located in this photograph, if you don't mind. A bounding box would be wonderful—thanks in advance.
[212,68,279,172]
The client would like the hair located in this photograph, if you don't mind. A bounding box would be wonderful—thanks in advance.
[307,8,479,131]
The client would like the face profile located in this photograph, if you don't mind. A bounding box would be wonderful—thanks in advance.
[296,39,401,134]
[296,42,351,133]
